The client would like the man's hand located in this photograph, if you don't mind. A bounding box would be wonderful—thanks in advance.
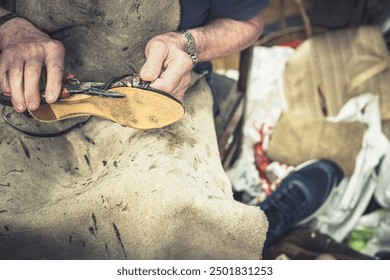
[0,18,65,112]
[140,32,193,103]
[140,12,264,103]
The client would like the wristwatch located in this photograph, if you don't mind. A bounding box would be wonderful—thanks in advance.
[181,30,198,66]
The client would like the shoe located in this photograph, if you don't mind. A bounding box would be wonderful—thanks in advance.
[259,159,344,245]
[1,73,186,130]
[29,87,185,130]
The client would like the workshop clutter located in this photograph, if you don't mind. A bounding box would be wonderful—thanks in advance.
[227,24,390,259]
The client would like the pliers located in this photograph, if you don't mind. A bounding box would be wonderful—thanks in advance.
[0,73,126,108]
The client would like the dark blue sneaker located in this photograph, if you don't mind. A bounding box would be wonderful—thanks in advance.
[260,159,344,246]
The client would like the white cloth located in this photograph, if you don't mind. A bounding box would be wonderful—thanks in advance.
[308,94,389,242]
[227,46,294,202]
[227,45,390,245]
[353,209,390,257]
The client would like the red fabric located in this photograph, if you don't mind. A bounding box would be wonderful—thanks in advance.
[254,123,272,184]
[279,40,303,49]
[254,122,294,199]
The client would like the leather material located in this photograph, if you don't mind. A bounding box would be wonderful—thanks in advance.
[29,86,185,129]
[267,112,365,176]
[0,75,268,260]
[14,0,181,81]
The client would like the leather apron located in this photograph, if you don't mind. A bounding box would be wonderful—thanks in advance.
[0,1,268,260]
[14,0,181,81]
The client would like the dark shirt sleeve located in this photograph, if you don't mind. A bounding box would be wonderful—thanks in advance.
[179,0,270,115]
[209,0,270,22]
[180,0,270,30]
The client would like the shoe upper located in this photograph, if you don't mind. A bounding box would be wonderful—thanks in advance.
[260,159,344,245]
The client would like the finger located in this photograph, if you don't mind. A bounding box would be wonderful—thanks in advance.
[171,73,191,102]
[140,40,167,82]
[45,45,65,103]
[24,60,43,111]
[0,58,11,94]
[8,60,26,112]
[150,52,192,94]
[152,72,190,103]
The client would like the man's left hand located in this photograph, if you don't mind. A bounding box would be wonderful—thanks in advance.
[140,32,194,103]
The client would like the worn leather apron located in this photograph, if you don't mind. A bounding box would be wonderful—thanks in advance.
[14,0,180,80]
[0,0,268,259]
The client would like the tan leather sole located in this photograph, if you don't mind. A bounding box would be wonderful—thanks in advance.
[29,87,185,129]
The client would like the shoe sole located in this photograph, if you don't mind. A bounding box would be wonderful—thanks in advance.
[29,87,185,130]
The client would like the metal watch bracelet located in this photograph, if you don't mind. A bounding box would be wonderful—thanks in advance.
[181,30,198,66]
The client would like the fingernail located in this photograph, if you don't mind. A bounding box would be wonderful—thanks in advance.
[45,96,54,103]
[16,104,25,112]
[28,102,39,110]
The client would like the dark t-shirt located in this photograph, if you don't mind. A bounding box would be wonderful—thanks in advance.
[179,0,269,73]
[179,0,270,113]
[179,0,270,29]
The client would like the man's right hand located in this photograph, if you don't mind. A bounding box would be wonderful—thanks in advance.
[0,17,65,112]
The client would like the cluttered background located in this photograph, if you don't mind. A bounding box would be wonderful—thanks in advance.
[213,0,390,260]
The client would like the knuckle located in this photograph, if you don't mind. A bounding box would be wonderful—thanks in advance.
[47,40,65,53]
[21,41,45,55]
[25,61,43,71]
[8,65,23,77]
[163,84,175,93]
[48,62,64,72]
[0,50,17,66]
[148,38,166,51]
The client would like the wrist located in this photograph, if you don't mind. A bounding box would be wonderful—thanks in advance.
[0,13,20,37]
[0,12,18,26]
[0,12,19,39]
[0,17,48,49]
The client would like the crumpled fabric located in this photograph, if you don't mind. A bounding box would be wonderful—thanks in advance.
[306,93,389,242]
[227,45,390,246]
[374,144,390,209]
[348,209,390,257]
[227,46,294,204]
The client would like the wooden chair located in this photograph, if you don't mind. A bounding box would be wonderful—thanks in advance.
[214,47,253,169]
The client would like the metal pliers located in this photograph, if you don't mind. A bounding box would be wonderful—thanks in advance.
[0,73,126,108]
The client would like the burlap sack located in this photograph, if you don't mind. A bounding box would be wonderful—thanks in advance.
[267,112,365,176]
[268,26,390,173]
[283,26,390,127]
